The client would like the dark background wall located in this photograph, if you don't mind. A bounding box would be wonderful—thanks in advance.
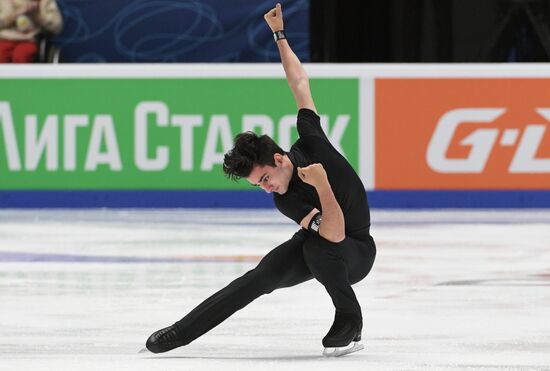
[51,0,550,63]
[311,0,550,62]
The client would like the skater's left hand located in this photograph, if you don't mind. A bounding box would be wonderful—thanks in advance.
[297,163,328,189]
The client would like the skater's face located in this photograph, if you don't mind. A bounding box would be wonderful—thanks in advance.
[246,153,292,195]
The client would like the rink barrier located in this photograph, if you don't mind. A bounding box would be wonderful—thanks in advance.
[2,65,550,208]
[1,190,550,208]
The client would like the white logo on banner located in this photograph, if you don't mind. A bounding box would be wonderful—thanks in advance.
[426,108,550,173]
[0,101,350,173]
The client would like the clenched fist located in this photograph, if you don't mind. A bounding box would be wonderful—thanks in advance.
[264,3,284,32]
[297,163,329,189]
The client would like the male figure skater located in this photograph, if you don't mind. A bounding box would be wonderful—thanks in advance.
[145,3,376,357]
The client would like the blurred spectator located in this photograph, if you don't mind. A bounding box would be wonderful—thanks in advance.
[0,0,62,63]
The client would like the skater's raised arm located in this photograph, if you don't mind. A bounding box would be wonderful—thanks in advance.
[264,3,317,114]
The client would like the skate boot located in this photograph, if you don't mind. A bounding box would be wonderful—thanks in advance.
[144,324,187,353]
[322,313,364,357]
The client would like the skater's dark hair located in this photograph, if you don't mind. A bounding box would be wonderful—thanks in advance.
[223,132,284,180]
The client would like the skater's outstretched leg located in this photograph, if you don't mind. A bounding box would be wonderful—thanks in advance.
[146,231,312,353]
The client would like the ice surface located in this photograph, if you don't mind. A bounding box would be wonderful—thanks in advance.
[1,209,549,371]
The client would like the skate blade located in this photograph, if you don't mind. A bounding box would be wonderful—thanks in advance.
[138,347,151,354]
[323,341,364,357]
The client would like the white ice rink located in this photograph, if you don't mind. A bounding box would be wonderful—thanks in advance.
[1,209,549,371]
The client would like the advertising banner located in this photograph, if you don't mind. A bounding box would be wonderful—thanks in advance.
[2,65,550,207]
[375,78,550,190]
[0,78,359,190]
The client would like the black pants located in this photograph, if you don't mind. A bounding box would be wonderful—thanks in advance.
[173,229,376,345]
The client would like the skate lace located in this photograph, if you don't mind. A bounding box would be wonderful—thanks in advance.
[160,324,183,344]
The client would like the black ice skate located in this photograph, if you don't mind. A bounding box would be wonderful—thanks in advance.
[142,324,187,354]
[321,313,364,357]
